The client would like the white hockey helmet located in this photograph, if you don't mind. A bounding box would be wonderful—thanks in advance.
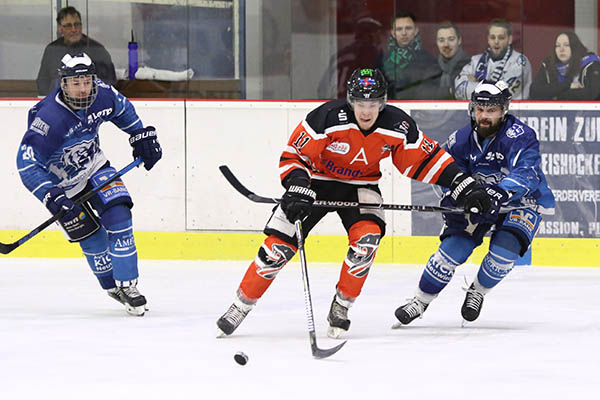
[59,53,98,110]
[469,80,512,119]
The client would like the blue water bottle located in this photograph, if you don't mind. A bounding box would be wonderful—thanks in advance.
[128,30,138,80]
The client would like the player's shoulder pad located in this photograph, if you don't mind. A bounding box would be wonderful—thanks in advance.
[305,99,350,133]
[450,124,474,146]
[27,95,68,137]
[96,79,112,90]
[377,104,420,143]
[504,115,537,141]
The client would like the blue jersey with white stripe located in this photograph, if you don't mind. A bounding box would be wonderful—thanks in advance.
[445,114,555,214]
[17,80,143,201]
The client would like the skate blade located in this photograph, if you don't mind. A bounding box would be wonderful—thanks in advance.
[391,321,403,329]
[216,328,228,338]
[327,326,346,339]
[461,319,475,328]
[125,304,146,316]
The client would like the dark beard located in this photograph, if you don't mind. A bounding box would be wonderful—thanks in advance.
[477,119,503,138]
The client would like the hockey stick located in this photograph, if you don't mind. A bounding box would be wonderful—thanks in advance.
[220,166,531,214]
[0,158,143,255]
[221,165,491,214]
[295,219,347,359]
[219,165,465,213]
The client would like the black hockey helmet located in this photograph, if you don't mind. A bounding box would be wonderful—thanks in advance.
[469,80,512,118]
[58,52,98,109]
[346,68,387,111]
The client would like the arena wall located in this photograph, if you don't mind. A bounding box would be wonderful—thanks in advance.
[0,99,598,266]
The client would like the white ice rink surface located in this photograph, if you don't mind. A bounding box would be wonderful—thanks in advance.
[1,258,599,399]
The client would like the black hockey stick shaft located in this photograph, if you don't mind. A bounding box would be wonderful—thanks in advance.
[0,158,143,255]
[219,165,529,214]
[295,220,347,359]
[219,165,464,213]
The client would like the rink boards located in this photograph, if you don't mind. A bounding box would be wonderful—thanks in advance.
[0,99,598,266]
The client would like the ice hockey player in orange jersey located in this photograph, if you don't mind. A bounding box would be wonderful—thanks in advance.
[217,68,496,339]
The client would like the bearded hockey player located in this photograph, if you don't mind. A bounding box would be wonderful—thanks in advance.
[216,68,498,339]
[395,80,555,325]
[17,53,162,316]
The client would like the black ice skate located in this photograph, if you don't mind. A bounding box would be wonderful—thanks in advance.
[107,285,147,316]
[394,296,429,326]
[327,296,351,339]
[216,300,254,338]
[461,283,485,322]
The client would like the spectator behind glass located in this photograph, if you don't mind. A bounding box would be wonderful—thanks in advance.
[433,21,470,99]
[374,11,441,100]
[531,31,600,100]
[455,18,532,100]
[36,6,117,96]
[318,17,385,99]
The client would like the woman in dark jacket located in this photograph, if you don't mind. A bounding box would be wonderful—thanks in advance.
[531,30,600,100]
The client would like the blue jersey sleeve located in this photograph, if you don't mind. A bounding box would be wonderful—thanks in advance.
[100,83,144,133]
[16,103,68,201]
[443,128,470,172]
[498,134,542,200]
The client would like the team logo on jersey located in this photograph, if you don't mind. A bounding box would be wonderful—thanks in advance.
[326,141,350,155]
[506,123,525,138]
[86,107,113,125]
[30,117,50,136]
[485,152,505,161]
[381,144,392,155]
[393,120,410,135]
[61,138,98,170]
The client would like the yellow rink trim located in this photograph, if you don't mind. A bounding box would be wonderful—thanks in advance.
[0,230,598,267]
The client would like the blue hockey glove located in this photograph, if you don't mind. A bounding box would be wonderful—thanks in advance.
[469,184,510,224]
[450,174,491,216]
[129,126,162,171]
[43,187,82,223]
[281,183,316,223]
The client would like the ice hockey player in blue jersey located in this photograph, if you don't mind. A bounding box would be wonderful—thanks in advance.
[395,80,555,325]
[16,53,162,316]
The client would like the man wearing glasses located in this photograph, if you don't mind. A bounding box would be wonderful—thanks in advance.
[36,6,116,96]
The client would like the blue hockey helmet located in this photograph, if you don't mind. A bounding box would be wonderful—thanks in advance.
[58,53,98,109]
[469,80,512,119]
[346,68,388,111]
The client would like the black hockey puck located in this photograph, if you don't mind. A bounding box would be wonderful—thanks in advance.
[234,352,248,365]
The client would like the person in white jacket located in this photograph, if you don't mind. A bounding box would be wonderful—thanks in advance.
[455,18,531,100]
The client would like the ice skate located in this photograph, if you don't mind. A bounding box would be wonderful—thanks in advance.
[107,285,147,316]
[107,287,122,304]
[216,299,254,338]
[327,296,351,339]
[461,283,485,322]
[393,296,429,328]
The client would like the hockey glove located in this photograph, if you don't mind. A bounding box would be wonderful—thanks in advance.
[129,126,162,171]
[281,184,316,223]
[43,187,82,223]
[469,184,510,224]
[450,174,492,216]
